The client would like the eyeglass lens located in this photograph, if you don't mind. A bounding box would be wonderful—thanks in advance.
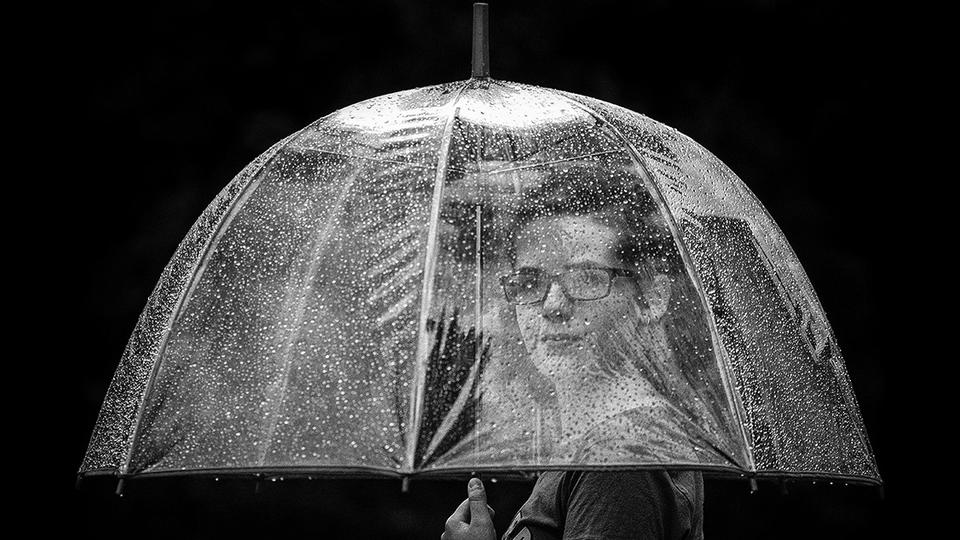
[504,269,610,303]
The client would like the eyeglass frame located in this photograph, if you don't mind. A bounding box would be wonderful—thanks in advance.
[499,266,640,305]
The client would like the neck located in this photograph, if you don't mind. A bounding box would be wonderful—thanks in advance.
[553,364,661,440]
[553,322,674,437]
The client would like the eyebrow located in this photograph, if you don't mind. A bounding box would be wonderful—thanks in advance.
[565,260,606,269]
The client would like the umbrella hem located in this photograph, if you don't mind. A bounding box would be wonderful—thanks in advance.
[76,464,881,487]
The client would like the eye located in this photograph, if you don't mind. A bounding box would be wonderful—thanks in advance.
[516,273,540,290]
[581,269,605,286]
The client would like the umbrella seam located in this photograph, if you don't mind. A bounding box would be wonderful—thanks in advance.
[254,168,362,466]
[545,88,757,473]
[405,80,472,475]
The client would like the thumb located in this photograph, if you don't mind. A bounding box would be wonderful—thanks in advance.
[467,477,491,524]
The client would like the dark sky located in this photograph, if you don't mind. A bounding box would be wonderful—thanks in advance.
[38,0,920,537]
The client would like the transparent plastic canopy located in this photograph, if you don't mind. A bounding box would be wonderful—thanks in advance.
[80,79,879,485]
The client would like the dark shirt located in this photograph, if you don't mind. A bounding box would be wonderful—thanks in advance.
[502,470,704,540]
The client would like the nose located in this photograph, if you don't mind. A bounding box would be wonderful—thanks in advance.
[542,281,574,322]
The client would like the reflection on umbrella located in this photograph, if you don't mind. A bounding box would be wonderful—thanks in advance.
[79,6,879,492]
[687,215,868,472]
[416,308,490,469]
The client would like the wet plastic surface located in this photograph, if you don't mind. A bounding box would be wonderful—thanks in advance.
[80,80,878,484]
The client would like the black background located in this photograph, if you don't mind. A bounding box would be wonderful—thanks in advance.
[39,0,919,537]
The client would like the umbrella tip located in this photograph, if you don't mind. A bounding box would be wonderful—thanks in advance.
[471,3,490,79]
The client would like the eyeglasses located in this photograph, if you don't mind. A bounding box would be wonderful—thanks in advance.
[499,267,638,305]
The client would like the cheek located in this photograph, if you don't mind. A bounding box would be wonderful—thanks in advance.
[589,292,638,330]
[515,306,539,338]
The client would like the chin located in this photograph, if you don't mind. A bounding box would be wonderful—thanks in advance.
[531,347,595,382]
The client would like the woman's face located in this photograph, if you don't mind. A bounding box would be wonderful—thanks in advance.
[513,215,643,380]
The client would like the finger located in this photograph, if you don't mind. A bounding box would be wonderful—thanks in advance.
[447,498,471,526]
[487,504,496,518]
[467,478,492,525]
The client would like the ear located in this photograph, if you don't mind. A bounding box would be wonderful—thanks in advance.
[640,274,672,322]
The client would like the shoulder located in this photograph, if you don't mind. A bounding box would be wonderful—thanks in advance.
[558,470,703,540]
[562,469,683,504]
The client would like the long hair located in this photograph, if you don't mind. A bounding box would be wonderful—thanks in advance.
[503,162,735,447]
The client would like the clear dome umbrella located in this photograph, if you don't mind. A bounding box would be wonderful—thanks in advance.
[78,6,879,491]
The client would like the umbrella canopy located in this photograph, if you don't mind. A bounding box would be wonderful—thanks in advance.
[79,78,879,486]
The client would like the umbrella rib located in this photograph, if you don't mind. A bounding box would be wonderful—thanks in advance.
[405,81,472,475]
[548,90,757,473]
